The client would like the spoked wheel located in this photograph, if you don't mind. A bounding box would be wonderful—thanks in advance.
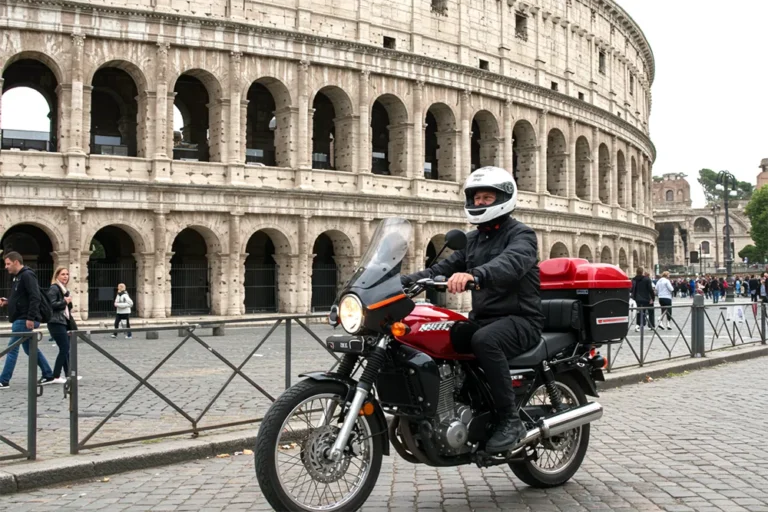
[510,374,590,488]
[254,380,384,512]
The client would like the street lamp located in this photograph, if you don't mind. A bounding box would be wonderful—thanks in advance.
[716,170,738,302]
[710,203,721,269]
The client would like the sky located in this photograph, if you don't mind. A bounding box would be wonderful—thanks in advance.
[2,0,766,208]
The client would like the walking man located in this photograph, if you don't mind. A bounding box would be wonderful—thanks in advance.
[0,252,55,389]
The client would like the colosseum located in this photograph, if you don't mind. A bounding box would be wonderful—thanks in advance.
[0,0,656,320]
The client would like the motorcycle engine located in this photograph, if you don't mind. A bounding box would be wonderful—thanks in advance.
[433,364,474,455]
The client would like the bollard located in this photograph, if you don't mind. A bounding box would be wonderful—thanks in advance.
[212,325,225,336]
[146,331,159,340]
[762,303,767,345]
[691,295,705,357]
[178,327,187,337]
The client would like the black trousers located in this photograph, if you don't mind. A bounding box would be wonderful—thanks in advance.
[658,298,672,322]
[48,322,69,379]
[470,315,540,410]
[113,314,132,337]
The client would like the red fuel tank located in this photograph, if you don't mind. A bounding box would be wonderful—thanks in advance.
[396,303,474,360]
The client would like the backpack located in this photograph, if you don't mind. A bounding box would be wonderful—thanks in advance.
[39,288,53,323]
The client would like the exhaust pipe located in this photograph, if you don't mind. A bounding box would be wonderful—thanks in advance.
[516,402,603,447]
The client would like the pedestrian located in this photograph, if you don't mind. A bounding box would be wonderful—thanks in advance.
[655,271,674,330]
[761,277,767,304]
[0,251,55,389]
[46,267,79,384]
[111,283,133,339]
[735,277,742,298]
[631,267,655,331]
[711,277,721,303]
[749,274,760,302]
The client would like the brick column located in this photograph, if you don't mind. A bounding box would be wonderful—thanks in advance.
[227,213,243,315]
[567,119,577,199]
[590,127,599,202]
[610,135,619,207]
[537,109,548,195]
[358,70,371,176]
[411,80,424,180]
[67,208,85,320]
[152,212,168,318]
[297,61,311,169]
[228,52,243,164]
[297,215,311,313]
[134,252,154,318]
[460,90,471,182]
[502,99,514,174]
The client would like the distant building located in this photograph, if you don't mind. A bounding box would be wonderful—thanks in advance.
[759,159,768,190]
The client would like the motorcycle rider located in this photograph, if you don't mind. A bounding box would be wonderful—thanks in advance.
[401,166,544,453]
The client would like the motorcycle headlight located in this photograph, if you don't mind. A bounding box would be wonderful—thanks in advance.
[339,294,364,334]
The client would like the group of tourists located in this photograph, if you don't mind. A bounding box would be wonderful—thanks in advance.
[0,251,134,390]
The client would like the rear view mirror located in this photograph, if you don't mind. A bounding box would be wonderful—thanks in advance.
[445,229,467,251]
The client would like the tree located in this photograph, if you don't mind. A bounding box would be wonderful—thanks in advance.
[738,245,765,264]
[697,169,754,205]
[744,185,768,261]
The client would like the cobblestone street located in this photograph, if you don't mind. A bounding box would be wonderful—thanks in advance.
[0,299,764,461]
[2,355,767,511]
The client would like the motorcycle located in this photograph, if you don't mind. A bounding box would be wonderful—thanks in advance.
[254,217,627,511]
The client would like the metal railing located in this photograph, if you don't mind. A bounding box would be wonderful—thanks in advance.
[67,314,334,454]
[605,299,766,371]
[0,331,42,461]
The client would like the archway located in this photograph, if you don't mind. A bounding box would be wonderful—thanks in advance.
[170,228,210,315]
[550,242,570,259]
[512,120,537,192]
[617,151,627,207]
[312,87,354,172]
[694,218,713,233]
[311,234,336,311]
[87,226,137,317]
[578,245,593,262]
[173,74,211,162]
[90,67,140,157]
[546,129,567,196]
[631,157,639,209]
[243,231,278,313]
[601,246,612,265]
[245,82,277,166]
[0,225,54,306]
[598,143,610,203]
[632,250,639,271]
[619,248,628,273]
[470,110,500,171]
[424,103,457,181]
[1,59,59,152]
[575,136,590,200]
[371,94,408,176]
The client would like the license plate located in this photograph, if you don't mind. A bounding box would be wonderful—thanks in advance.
[326,335,364,354]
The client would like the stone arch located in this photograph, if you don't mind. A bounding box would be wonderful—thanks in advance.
[90,63,145,157]
[172,69,224,163]
[81,220,150,256]
[471,110,500,171]
[632,249,640,270]
[598,143,611,203]
[546,129,567,196]
[617,150,627,207]
[311,85,355,172]
[2,55,61,152]
[87,59,149,96]
[244,77,293,167]
[86,226,139,318]
[424,102,458,181]
[578,244,593,262]
[0,224,56,298]
[550,241,570,259]
[0,218,65,255]
[242,229,287,313]
[169,225,224,316]
[575,136,591,200]
[631,156,639,209]
[601,246,613,264]
[693,217,713,233]
[513,119,537,192]
[311,229,355,311]
[371,93,409,176]
[619,248,628,272]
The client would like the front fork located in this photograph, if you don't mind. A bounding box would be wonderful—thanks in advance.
[329,336,389,461]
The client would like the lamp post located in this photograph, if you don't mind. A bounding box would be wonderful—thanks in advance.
[717,170,737,302]
[698,243,703,275]
[711,203,720,270]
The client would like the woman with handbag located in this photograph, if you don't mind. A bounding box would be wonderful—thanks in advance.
[46,267,79,384]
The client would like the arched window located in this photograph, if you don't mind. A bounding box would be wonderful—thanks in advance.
[665,190,674,201]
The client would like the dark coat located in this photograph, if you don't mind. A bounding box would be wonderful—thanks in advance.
[46,284,74,326]
[7,267,41,323]
[403,216,545,328]
[630,275,654,303]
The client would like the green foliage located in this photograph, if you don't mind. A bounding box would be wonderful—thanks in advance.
[738,245,765,264]
[698,169,754,204]
[745,186,768,259]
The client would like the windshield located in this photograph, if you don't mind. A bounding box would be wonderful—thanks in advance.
[346,217,411,290]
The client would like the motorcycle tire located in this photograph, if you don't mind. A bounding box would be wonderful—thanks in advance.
[509,374,590,488]
[254,380,384,512]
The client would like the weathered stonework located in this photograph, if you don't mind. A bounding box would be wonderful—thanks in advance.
[0,0,657,319]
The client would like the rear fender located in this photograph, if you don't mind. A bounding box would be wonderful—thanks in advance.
[298,372,390,455]
[554,365,600,398]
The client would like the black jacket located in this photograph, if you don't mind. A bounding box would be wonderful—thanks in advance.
[46,284,73,326]
[7,267,41,323]
[404,216,544,327]
[630,275,654,303]
[750,278,760,293]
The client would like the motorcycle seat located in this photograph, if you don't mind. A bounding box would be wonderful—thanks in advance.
[507,332,575,368]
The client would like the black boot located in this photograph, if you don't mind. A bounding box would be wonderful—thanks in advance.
[486,409,526,453]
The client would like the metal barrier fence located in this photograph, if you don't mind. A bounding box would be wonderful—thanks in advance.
[606,299,767,371]
[0,330,41,461]
[66,314,332,454]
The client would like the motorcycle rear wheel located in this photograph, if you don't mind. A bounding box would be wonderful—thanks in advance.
[509,374,590,488]
[254,380,384,512]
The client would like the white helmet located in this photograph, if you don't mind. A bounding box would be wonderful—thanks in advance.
[463,166,518,225]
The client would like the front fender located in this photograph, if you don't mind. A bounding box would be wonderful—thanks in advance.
[298,372,390,456]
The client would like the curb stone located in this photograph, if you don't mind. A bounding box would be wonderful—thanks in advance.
[0,343,766,494]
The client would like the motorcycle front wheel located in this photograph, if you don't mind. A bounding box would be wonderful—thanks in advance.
[254,380,384,512]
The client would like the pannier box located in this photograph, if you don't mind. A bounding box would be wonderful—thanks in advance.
[539,258,631,343]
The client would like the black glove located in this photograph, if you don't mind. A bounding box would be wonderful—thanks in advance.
[400,275,414,288]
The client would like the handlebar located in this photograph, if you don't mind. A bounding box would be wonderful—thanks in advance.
[406,276,479,296]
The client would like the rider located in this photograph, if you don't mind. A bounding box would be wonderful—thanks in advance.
[402,166,544,453]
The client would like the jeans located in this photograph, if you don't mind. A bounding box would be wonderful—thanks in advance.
[713,290,720,303]
[635,299,655,328]
[0,319,53,385]
[114,314,132,337]
[47,322,70,379]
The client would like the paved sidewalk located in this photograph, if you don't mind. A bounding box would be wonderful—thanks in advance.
[2,355,767,511]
